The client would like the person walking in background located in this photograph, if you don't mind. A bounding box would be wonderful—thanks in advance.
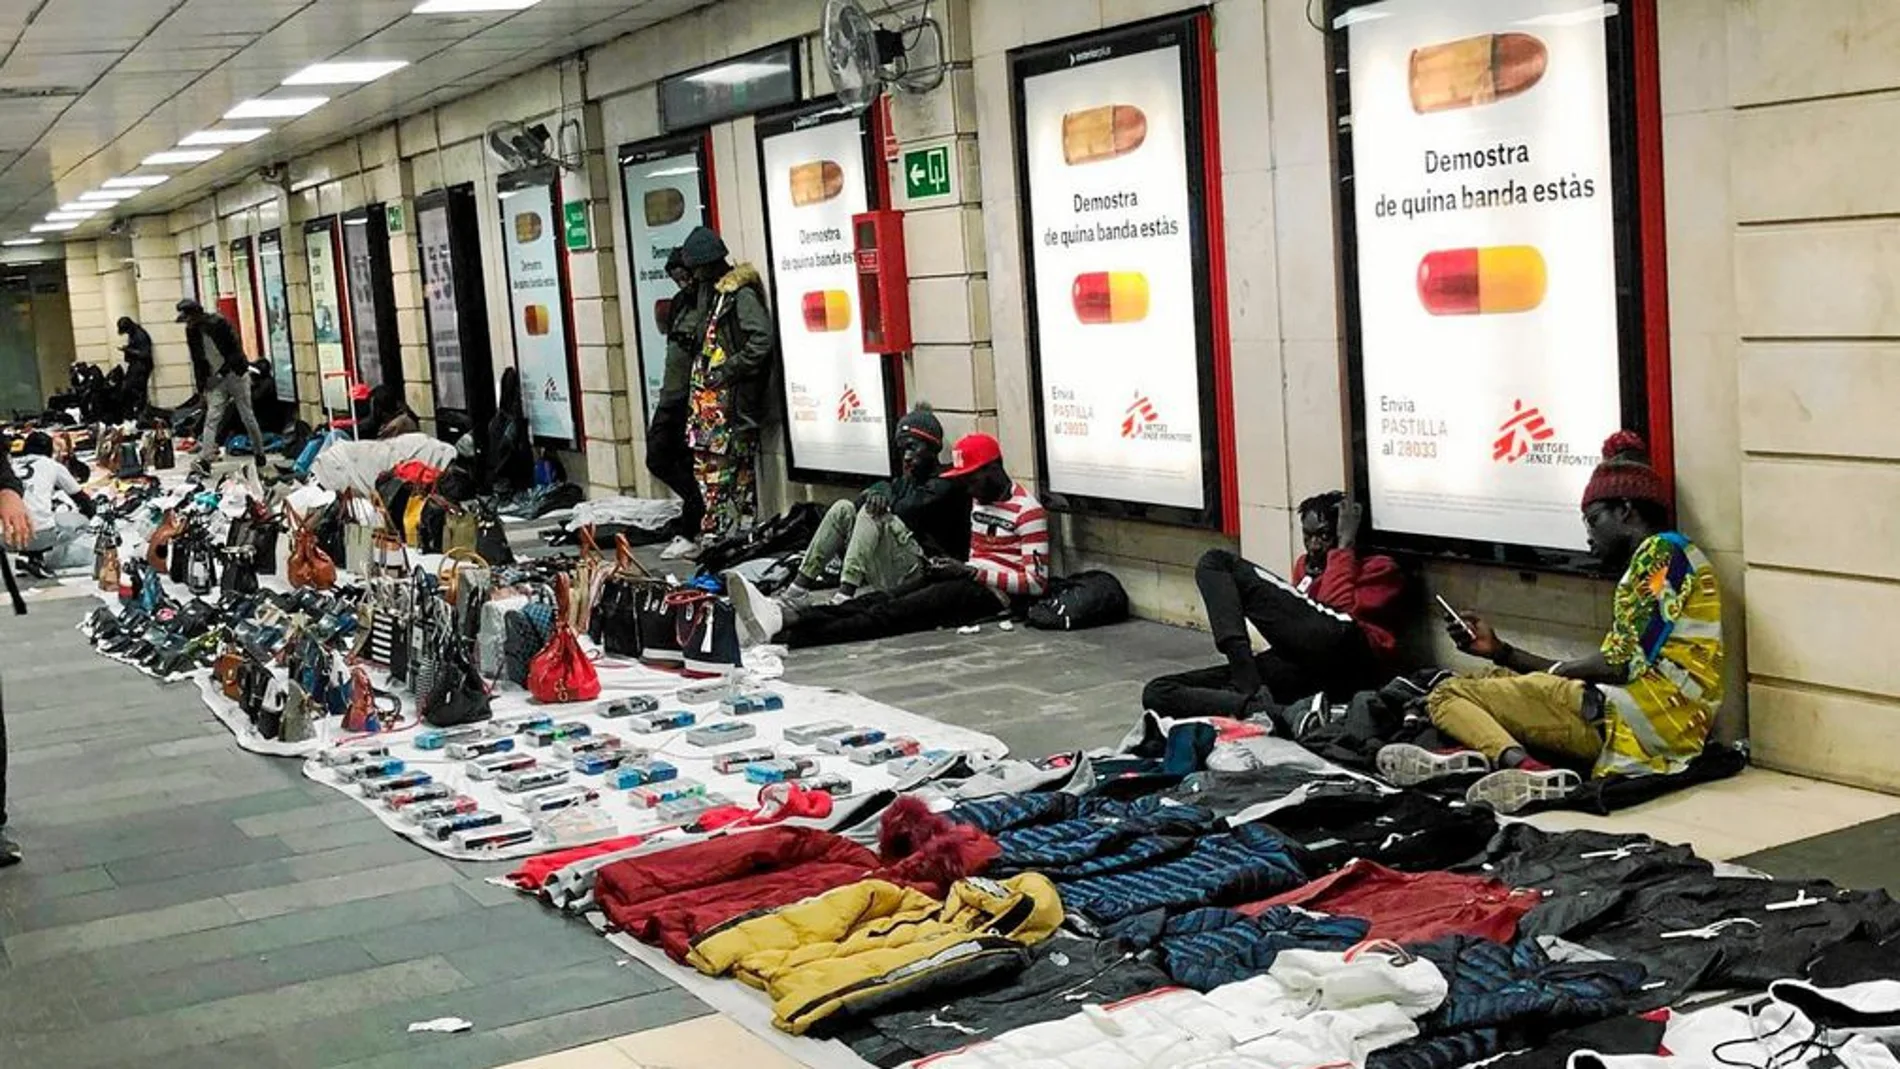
[116,316,154,421]
[1381,433,1724,814]
[679,226,775,546]
[0,441,30,868]
[651,247,707,560]
[178,299,267,473]
[1142,491,1405,727]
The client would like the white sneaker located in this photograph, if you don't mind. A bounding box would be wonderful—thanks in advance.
[723,571,783,646]
[659,536,699,561]
[1465,767,1582,814]
[1375,743,1490,787]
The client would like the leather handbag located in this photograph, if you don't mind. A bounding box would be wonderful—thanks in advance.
[401,494,427,548]
[369,499,408,579]
[287,513,338,590]
[147,510,181,570]
[442,503,478,556]
[183,536,218,595]
[342,665,408,734]
[220,545,259,597]
[437,548,489,608]
[278,678,313,743]
[152,427,175,470]
[215,646,246,700]
[425,645,493,728]
[98,541,121,592]
[527,574,600,704]
[474,498,514,565]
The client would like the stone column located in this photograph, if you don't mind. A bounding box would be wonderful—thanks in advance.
[567,100,637,500]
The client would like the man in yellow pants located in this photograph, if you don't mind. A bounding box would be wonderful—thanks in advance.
[1380,432,1724,814]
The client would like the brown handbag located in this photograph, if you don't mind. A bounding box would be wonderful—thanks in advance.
[286,511,337,590]
[147,510,182,569]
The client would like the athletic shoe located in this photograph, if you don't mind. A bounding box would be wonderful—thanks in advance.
[723,572,783,647]
[1466,766,1583,814]
[1283,693,1328,737]
[1376,743,1490,787]
[0,831,20,869]
[681,599,743,677]
[658,536,699,561]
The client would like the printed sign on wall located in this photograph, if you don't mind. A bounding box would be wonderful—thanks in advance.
[341,218,385,391]
[1342,0,1627,553]
[257,231,296,401]
[499,176,578,444]
[619,135,713,419]
[303,220,349,411]
[758,106,893,480]
[418,200,467,413]
[1012,14,1224,525]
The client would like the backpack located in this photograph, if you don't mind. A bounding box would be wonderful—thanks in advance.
[1026,570,1130,632]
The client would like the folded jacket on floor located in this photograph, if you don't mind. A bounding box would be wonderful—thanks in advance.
[1243,858,1538,945]
[687,873,1063,1034]
[1056,821,1306,929]
[979,796,1217,879]
[911,945,1447,1069]
[1255,788,1498,873]
[1114,904,1370,991]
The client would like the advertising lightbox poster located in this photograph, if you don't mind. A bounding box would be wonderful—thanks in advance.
[1011,14,1226,527]
[258,230,296,401]
[1337,0,1649,560]
[200,247,219,301]
[417,199,467,413]
[619,134,714,419]
[180,252,198,303]
[499,174,579,444]
[341,216,385,390]
[757,103,894,482]
[304,219,350,411]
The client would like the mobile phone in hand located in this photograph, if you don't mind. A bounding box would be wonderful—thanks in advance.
[1435,595,1476,641]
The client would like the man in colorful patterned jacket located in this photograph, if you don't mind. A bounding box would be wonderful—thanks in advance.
[1381,432,1724,815]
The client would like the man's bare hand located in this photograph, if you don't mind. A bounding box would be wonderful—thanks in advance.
[0,489,32,548]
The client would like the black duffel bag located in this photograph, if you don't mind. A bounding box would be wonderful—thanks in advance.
[1026,570,1130,631]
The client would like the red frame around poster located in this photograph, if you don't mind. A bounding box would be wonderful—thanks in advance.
[1195,13,1240,536]
[1630,0,1674,495]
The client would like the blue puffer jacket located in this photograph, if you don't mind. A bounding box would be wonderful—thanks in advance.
[1115,905,1370,990]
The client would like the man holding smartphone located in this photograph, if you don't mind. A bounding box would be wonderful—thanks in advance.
[1142,491,1405,727]
[1379,433,1724,814]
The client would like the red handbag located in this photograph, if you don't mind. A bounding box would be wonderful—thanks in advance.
[527,574,600,703]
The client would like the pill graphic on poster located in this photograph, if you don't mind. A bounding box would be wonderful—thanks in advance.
[1071,271,1150,325]
[801,290,853,332]
[1408,33,1547,114]
[789,161,844,206]
[1416,246,1546,315]
[643,187,685,227]
[652,297,671,334]
[1061,105,1148,165]
[523,304,551,335]
[514,212,543,242]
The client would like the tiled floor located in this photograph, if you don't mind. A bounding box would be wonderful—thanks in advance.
[7,569,1900,1069]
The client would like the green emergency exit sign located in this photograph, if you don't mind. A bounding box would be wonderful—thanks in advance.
[562,200,591,251]
[903,144,952,201]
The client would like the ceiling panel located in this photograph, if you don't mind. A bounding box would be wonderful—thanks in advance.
[0,0,722,238]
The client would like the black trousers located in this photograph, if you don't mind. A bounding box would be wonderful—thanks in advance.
[782,576,1003,650]
[645,400,703,533]
[1142,548,1377,720]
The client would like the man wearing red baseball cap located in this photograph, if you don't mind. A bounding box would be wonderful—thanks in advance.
[727,432,1048,648]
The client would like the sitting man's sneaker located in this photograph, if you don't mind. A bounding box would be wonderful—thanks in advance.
[1376,743,1490,787]
[723,572,784,647]
[658,535,700,562]
[0,831,21,869]
[1465,763,1582,815]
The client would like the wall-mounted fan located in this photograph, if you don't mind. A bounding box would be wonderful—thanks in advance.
[486,121,562,180]
[822,0,946,114]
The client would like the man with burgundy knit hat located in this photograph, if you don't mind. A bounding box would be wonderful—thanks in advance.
[777,403,972,605]
[1379,432,1724,814]
[727,431,1045,649]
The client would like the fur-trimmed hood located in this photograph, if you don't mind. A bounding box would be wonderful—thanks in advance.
[715,262,763,295]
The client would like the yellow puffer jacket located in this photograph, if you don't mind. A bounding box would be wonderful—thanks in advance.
[687,873,1064,1034]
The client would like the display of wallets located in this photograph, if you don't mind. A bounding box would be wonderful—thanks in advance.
[685,721,755,747]
[320,747,391,769]
[849,738,922,765]
[403,796,480,824]
[602,696,660,718]
[524,721,591,747]
[416,725,489,750]
[338,758,406,782]
[744,757,817,784]
[816,729,885,754]
[554,734,622,760]
[783,720,855,746]
[711,746,776,774]
[452,823,536,851]
[609,759,678,789]
[519,786,599,813]
[627,709,695,733]
[447,736,516,760]
[422,810,502,840]
[631,779,704,808]
[721,692,785,715]
[574,751,629,776]
[383,783,454,810]
[468,752,537,779]
[361,771,433,798]
[497,767,570,793]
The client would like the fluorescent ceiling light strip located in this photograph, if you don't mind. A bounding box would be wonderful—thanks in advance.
[412,0,541,12]
[77,191,136,202]
[179,128,271,146]
[3,238,44,246]
[283,60,408,85]
[59,201,101,211]
[224,97,328,120]
[46,210,98,220]
[685,61,790,86]
[102,175,170,188]
[30,223,78,232]
[143,148,223,165]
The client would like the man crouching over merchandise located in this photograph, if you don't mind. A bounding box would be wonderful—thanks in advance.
[725,432,1046,649]
[1379,432,1724,814]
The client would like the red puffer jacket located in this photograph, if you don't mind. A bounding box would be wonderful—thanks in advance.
[595,798,998,962]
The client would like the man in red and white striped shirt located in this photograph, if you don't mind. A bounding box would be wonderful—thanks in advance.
[727,433,1046,649]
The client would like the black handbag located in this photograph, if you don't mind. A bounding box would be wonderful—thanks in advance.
[184,538,218,596]
[473,499,515,565]
[425,645,493,728]
[220,546,259,597]
[168,526,194,584]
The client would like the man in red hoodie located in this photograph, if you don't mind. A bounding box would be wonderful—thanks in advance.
[1143,492,1405,725]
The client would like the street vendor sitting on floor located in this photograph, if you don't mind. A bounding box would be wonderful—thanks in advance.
[726,432,1045,649]
[776,403,971,605]
[1142,492,1405,727]
[1379,432,1725,815]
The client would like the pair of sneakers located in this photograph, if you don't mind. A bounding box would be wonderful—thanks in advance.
[1376,743,1581,815]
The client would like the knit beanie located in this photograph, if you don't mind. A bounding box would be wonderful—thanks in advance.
[678,226,728,269]
[1581,431,1668,509]
[894,403,944,449]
